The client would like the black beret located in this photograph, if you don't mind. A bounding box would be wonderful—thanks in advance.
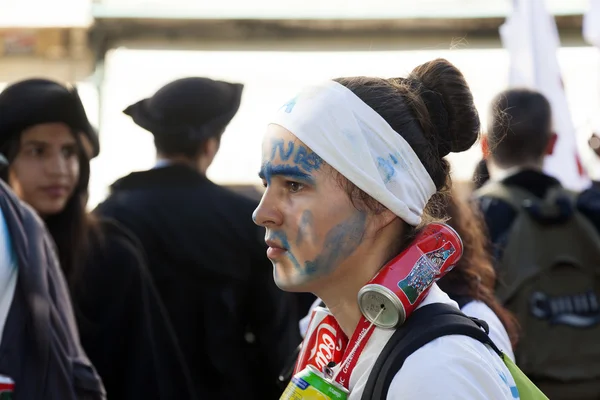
[123,77,244,141]
[0,78,99,158]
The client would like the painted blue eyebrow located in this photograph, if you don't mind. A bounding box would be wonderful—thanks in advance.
[258,163,315,183]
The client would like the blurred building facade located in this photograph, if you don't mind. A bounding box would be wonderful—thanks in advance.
[0,0,596,204]
[0,0,93,85]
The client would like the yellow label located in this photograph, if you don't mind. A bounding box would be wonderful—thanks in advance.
[280,380,331,400]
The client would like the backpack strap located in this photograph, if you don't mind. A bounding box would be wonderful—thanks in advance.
[360,303,502,400]
[447,293,474,309]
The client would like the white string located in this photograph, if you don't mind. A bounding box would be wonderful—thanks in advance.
[331,307,385,383]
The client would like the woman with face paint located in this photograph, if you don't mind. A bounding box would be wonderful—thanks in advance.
[0,79,196,400]
[254,59,521,399]
[296,190,519,362]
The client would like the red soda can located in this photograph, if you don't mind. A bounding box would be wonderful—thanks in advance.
[357,223,463,328]
[294,307,348,375]
[0,375,14,399]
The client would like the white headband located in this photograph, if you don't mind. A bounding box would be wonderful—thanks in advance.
[269,80,436,226]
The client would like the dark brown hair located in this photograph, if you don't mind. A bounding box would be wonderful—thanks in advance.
[333,58,480,242]
[472,158,490,190]
[437,192,520,347]
[488,88,552,168]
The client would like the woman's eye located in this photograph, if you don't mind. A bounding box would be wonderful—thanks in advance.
[27,146,43,156]
[287,181,304,193]
[62,147,77,158]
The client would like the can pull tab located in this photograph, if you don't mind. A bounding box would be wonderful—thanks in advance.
[323,361,336,378]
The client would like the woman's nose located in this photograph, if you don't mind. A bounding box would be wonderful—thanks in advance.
[253,193,283,227]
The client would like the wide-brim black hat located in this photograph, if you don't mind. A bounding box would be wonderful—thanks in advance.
[0,78,99,158]
[123,77,244,141]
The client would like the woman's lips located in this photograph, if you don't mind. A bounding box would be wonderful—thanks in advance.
[41,185,69,198]
[265,239,287,259]
[266,246,287,259]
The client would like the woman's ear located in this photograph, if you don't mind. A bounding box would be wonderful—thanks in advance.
[370,208,399,235]
[481,135,490,159]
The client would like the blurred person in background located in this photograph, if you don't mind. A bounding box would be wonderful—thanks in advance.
[0,161,105,399]
[0,79,195,400]
[96,77,300,399]
[587,133,600,190]
[475,88,600,399]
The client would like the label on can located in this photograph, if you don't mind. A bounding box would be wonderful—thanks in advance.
[398,240,457,304]
[294,307,348,376]
[281,366,348,400]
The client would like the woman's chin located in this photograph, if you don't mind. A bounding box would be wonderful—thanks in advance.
[33,200,68,218]
[273,268,318,293]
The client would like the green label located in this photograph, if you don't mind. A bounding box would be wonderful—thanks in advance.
[303,371,347,400]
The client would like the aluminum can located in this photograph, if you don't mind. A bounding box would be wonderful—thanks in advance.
[294,307,348,376]
[0,375,14,400]
[280,365,349,400]
[357,223,463,328]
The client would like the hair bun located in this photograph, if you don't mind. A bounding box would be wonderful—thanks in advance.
[408,58,480,157]
[418,87,451,156]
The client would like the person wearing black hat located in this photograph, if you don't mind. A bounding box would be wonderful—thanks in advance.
[0,78,196,400]
[95,77,301,399]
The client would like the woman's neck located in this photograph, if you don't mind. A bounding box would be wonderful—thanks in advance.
[315,246,392,337]
[319,285,364,338]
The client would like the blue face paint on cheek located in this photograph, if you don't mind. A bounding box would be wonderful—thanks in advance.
[303,211,367,276]
[296,210,314,246]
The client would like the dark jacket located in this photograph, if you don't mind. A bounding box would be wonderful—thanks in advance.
[72,219,196,400]
[95,164,301,399]
[0,180,105,400]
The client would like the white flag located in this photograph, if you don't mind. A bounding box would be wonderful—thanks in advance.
[500,0,590,190]
[584,0,600,48]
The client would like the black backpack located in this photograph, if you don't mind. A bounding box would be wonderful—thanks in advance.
[361,303,546,400]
